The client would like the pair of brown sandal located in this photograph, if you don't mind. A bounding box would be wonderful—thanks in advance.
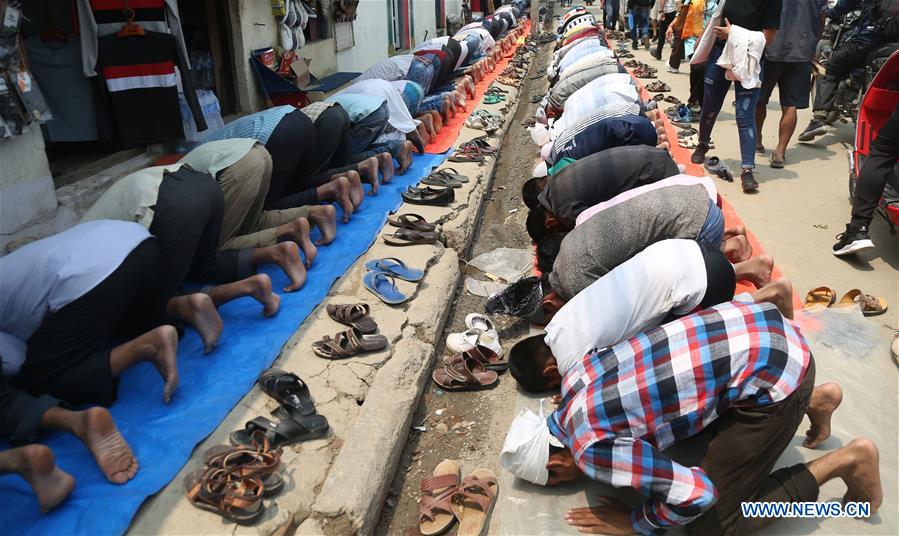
[184,434,282,524]
[419,461,499,536]
[432,351,500,391]
[804,287,888,316]
[315,303,388,359]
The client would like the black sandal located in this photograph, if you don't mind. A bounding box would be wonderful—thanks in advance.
[229,412,330,449]
[258,368,317,417]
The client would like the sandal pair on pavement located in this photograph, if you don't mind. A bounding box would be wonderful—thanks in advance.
[804,286,889,316]
[402,185,455,206]
[419,461,499,536]
[363,257,424,305]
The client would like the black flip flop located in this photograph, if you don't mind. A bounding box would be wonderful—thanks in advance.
[258,368,316,417]
[229,412,330,449]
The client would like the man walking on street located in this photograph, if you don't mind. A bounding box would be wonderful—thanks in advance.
[755,0,826,168]
[628,0,653,50]
[650,0,680,60]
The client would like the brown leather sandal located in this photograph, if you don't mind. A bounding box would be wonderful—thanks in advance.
[835,289,888,316]
[432,356,498,391]
[202,441,283,496]
[326,303,378,334]
[312,327,389,359]
[443,347,507,373]
[184,467,265,524]
[451,469,499,535]
[419,460,461,536]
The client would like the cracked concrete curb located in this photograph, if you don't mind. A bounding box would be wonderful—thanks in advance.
[301,83,530,536]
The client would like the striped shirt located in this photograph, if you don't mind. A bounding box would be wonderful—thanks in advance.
[548,301,811,534]
[552,101,643,143]
[200,105,295,146]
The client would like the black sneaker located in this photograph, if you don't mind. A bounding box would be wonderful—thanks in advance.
[741,169,759,192]
[632,42,639,50]
[798,119,828,142]
[832,224,875,256]
[690,142,710,164]
[649,49,661,60]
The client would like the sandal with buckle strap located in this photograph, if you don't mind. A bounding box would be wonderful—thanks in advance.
[326,303,378,333]
[202,441,283,497]
[419,460,461,536]
[312,327,389,359]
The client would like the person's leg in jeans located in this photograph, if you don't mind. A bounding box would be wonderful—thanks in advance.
[694,44,730,164]
[733,73,763,171]
[639,7,650,46]
[834,107,899,254]
[630,9,640,47]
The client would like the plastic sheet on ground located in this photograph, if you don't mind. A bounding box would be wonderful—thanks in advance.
[467,247,534,282]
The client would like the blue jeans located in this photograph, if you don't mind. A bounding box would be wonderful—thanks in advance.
[630,7,649,45]
[604,0,620,29]
[697,200,725,248]
[699,43,764,169]
[419,93,448,114]
[407,57,437,94]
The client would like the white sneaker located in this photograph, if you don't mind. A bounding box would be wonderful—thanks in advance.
[465,313,497,337]
[446,328,503,357]
[666,65,679,73]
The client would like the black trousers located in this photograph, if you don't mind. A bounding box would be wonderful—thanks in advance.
[265,108,357,209]
[813,37,880,117]
[14,239,168,407]
[655,11,676,56]
[150,166,248,293]
[851,106,899,227]
[668,32,685,69]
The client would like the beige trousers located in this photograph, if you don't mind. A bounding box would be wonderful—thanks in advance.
[218,144,310,251]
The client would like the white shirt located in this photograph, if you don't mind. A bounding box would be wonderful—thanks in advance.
[336,79,421,134]
[561,81,639,122]
[358,55,414,83]
[544,239,709,374]
[717,25,767,89]
[0,220,151,375]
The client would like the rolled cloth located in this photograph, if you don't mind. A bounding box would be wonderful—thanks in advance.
[500,408,563,485]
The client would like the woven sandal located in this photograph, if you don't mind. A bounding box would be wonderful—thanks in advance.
[184,467,265,524]
[312,327,388,359]
[326,303,378,333]
[419,460,461,536]
[202,441,283,497]
[451,469,499,535]
[646,81,670,92]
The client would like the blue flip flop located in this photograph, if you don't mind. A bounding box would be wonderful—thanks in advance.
[364,271,409,305]
[365,257,424,282]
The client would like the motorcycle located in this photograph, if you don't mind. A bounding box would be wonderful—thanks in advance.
[848,50,899,233]
[814,9,865,124]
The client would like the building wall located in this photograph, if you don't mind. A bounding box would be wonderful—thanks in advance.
[336,1,392,72]
[411,0,437,45]
[0,128,58,237]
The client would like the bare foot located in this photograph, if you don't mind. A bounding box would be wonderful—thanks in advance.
[407,130,425,153]
[397,140,414,174]
[76,408,139,484]
[441,94,454,121]
[753,278,795,319]
[146,325,179,401]
[307,205,337,245]
[318,176,353,222]
[375,152,394,183]
[804,382,843,448]
[724,225,747,240]
[840,438,884,513]
[429,110,443,131]
[344,170,365,207]
[657,141,670,151]
[268,241,307,292]
[276,217,317,266]
[724,234,753,263]
[354,157,380,196]
[417,113,437,138]
[416,123,431,145]
[735,254,774,287]
[167,294,222,354]
[245,273,280,317]
[3,445,75,512]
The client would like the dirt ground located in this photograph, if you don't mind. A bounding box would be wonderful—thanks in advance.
[374,41,553,536]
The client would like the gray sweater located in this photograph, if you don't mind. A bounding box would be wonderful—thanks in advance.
[550,184,712,301]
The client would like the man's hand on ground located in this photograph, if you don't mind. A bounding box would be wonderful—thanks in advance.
[565,496,637,535]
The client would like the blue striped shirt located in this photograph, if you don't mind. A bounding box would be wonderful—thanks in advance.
[200,105,295,146]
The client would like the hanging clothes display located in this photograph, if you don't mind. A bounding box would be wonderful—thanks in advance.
[0,1,52,139]
[97,30,205,147]
[76,0,189,77]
